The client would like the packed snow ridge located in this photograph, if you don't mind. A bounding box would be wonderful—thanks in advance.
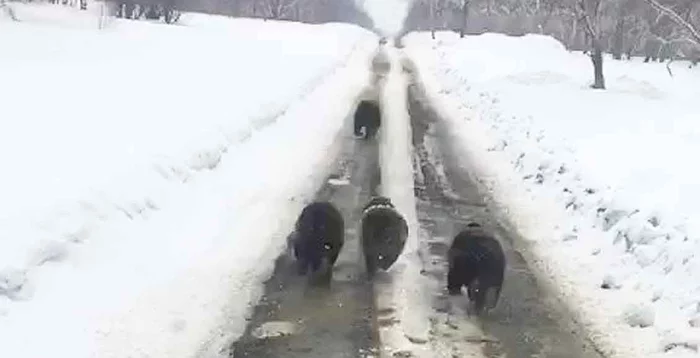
[405,31,700,357]
[374,45,433,357]
[0,6,377,358]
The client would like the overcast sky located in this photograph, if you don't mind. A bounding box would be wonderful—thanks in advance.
[356,0,413,35]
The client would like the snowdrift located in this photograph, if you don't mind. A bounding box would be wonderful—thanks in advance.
[0,8,378,358]
[405,31,700,357]
[0,2,108,28]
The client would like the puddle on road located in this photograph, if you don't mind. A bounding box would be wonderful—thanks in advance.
[252,321,301,339]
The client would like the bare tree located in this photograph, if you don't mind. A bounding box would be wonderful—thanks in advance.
[401,0,700,85]
[261,0,299,20]
[610,0,635,59]
[0,0,19,21]
[641,0,700,44]
[577,0,606,89]
[536,0,564,35]
[458,0,469,37]
[421,0,452,38]
[99,0,372,27]
[230,0,372,25]
[636,0,700,72]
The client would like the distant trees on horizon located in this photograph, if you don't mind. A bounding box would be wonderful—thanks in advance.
[404,0,700,89]
[5,0,374,28]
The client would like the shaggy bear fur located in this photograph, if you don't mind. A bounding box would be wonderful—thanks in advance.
[292,201,345,285]
[353,100,381,140]
[447,222,506,315]
[360,196,408,278]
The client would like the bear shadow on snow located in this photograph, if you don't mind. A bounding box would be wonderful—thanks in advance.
[359,196,408,279]
[447,222,506,316]
[353,100,381,140]
[290,201,345,287]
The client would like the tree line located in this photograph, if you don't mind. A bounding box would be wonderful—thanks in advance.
[3,0,374,27]
[109,0,373,26]
[404,0,700,89]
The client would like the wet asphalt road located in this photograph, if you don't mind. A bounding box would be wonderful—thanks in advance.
[407,73,604,358]
[230,103,382,358]
[229,59,604,358]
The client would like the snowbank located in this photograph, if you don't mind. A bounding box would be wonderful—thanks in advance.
[1,2,109,28]
[0,10,378,358]
[374,45,432,357]
[405,31,700,357]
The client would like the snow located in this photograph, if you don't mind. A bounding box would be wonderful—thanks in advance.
[405,31,700,357]
[359,0,411,36]
[251,320,300,339]
[0,6,377,358]
[373,44,432,357]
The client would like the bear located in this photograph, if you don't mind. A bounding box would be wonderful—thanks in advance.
[360,196,408,278]
[447,222,506,315]
[353,100,381,140]
[292,201,345,285]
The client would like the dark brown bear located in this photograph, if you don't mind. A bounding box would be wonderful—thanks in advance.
[292,201,345,285]
[353,100,381,140]
[360,196,408,278]
[447,222,505,315]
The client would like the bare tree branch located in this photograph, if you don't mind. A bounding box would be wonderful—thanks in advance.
[0,0,18,21]
[640,0,700,45]
[577,0,600,44]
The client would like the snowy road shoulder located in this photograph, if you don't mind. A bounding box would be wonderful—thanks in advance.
[91,42,377,358]
[404,31,700,358]
[0,11,378,358]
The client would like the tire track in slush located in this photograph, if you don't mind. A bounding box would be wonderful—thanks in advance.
[230,58,602,358]
[231,99,382,358]
[407,74,604,358]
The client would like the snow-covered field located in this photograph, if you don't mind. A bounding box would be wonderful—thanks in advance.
[405,31,700,357]
[0,6,377,358]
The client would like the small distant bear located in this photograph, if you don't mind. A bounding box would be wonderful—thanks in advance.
[353,100,381,140]
[360,196,408,278]
[447,222,505,315]
[292,201,345,285]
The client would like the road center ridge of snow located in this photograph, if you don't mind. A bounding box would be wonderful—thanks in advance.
[374,45,434,358]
